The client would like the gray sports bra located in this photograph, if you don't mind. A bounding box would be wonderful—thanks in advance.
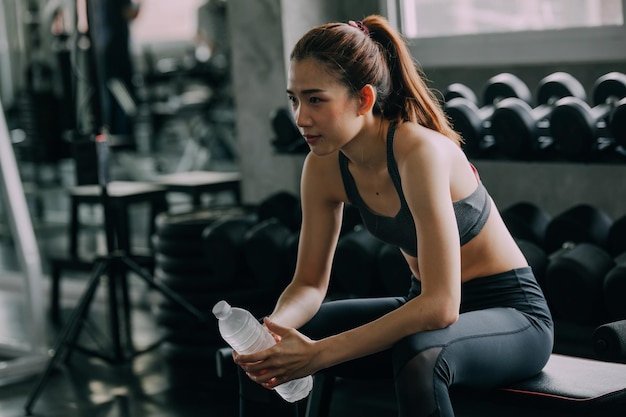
[338,122,491,257]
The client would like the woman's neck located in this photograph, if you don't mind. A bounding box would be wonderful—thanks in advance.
[341,117,390,172]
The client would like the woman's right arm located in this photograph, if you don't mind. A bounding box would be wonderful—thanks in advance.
[268,152,345,329]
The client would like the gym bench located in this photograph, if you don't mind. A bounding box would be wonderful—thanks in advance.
[215,318,626,416]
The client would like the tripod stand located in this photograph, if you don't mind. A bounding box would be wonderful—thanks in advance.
[24,131,210,415]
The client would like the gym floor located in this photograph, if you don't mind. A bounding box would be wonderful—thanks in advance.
[0,172,401,417]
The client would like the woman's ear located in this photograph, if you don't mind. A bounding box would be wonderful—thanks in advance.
[358,84,376,115]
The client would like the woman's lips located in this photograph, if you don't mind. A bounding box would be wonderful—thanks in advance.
[303,135,321,145]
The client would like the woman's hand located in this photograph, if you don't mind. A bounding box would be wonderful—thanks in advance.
[232,318,319,390]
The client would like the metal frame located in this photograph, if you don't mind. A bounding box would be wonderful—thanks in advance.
[0,97,48,386]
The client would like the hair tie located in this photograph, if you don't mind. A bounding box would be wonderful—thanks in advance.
[348,20,370,36]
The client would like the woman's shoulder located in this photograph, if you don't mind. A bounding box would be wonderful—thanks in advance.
[393,122,461,164]
[302,151,348,201]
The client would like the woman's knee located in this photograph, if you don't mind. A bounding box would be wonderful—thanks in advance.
[394,347,455,417]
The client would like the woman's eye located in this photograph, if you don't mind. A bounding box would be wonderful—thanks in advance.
[309,97,321,104]
[288,96,298,105]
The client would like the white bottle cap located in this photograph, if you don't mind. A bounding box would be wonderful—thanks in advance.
[212,300,231,319]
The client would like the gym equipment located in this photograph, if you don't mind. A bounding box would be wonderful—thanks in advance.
[270,107,308,154]
[243,218,294,290]
[501,201,552,248]
[154,205,246,239]
[24,133,209,415]
[543,203,613,255]
[444,73,532,159]
[376,243,412,297]
[544,242,615,325]
[257,190,302,233]
[202,215,258,283]
[550,72,626,161]
[515,239,549,288]
[607,214,626,257]
[443,82,478,104]
[593,319,626,362]
[603,263,626,322]
[490,72,587,160]
[332,226,385,297]
[0,97,47,386]
[151,206,262,370]
[341,203,364,236]
[611,97,626,148]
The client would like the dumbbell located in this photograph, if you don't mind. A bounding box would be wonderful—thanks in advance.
[377,243,412,297]
[202,215,258,284]
[341,203,364,236]
[592,318,626,362]
[332,226,385,298]
[603,262,626,322]
[550,72,626,161]
[543,242,616,326]
[543,203,613,255]
[257,190,302,233]
[501,201,552,248]
[515,239,550,288]
[243,217,294,290]
[443,82,478,104]
[611,97,626,149]
[490,72,587,160]
[444,73,532,159]
[607,214,626,258]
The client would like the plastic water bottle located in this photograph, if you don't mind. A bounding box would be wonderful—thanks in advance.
[212,300,313,402]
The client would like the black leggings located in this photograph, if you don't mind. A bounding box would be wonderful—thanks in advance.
[238,267,554,417]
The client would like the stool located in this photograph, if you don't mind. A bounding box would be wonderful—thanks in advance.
[154,170,241,208]
[49,181,168,322]
[68,181,168,256]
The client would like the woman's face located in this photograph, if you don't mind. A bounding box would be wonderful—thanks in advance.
[287,58,363,156]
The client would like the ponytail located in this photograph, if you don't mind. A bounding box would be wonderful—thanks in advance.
[290,15,462,146]
[362,15,462,145]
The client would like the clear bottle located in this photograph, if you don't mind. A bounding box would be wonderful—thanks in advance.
[212,300,313,403]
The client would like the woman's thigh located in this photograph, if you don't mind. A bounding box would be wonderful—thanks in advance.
[300,297,406,379]
[394,307,553,388]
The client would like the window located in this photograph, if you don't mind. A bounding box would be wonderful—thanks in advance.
[130,0,205,45]
[393,0,626,66]
[400,0,623,38]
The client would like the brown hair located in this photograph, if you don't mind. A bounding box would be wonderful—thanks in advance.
[290,15,462,146]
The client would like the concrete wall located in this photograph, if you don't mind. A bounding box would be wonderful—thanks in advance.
[228,1,626,220]
[229,0,383,204]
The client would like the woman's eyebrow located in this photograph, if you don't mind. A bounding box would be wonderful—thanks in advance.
[286,88,326,95]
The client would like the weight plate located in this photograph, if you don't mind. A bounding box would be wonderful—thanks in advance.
[155,205,248,239]
[155,253,212,274]
[151,234,205,257]
[154,267,235,292]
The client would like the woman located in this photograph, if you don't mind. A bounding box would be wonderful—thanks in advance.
[234,15,554,417]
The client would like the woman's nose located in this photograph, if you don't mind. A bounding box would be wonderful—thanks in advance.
[295,107,311,127]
